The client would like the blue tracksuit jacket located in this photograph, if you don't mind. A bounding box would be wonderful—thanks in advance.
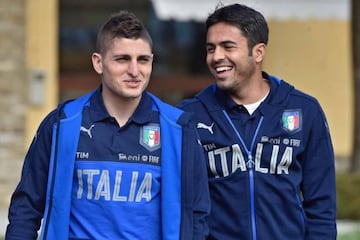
[178,72,337,240]
[6,89,210,240]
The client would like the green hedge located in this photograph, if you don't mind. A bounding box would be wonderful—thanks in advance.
[337,172,360,219]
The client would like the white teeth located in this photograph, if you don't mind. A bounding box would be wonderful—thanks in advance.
[215,66,232,73]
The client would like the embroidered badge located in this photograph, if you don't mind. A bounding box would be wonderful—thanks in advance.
[282,110,301,133]
[140,124,161,151]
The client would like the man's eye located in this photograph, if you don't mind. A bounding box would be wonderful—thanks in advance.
[224,45,236,50]
[138,57,151,64]
[115,57,128,62]
[206,47,215,53]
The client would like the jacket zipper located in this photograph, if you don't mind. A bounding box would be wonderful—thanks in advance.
[223,110,264,240]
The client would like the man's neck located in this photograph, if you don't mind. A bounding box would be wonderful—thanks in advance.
[102,93,141,127]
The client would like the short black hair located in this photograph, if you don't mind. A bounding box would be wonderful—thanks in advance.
[95,10,153,54]
[206,3,269,51]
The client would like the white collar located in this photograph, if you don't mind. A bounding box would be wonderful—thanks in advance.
[243,91,269,115]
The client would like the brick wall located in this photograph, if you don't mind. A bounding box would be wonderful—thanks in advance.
[0,0,26,211]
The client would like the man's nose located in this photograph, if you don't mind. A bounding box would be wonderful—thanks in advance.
[212,47,225,61]
[127,61,139,77]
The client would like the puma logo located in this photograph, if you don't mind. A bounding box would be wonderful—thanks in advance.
[197,122,214,134]
[80,124,95,139]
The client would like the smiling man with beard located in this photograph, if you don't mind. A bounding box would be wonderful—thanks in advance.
[178,3,337,240]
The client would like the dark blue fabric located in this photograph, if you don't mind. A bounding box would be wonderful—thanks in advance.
[178,72,337,240]
[6,88,210,240]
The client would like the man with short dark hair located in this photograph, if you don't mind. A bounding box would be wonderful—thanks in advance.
[178,4,337,239]
[6,10,210,240]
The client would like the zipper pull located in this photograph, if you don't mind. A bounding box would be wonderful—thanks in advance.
[247,153,254,169]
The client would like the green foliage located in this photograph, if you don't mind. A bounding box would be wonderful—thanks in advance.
[338,231,360,240]
[337,172,360,219]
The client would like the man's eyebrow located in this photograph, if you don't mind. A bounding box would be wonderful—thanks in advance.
[138,54,153,59]
[206,40,237,46]
[113,54,130,58]
[112,54,153,59]
[220,40,237,45]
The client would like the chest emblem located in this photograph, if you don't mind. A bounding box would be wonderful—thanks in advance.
[140,124,161,151]
[282,110,301,133]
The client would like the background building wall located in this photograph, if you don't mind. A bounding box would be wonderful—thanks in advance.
[0,0,58,211]
[25,0,59,148]
[265,19,352,157]
[0,0,26,210]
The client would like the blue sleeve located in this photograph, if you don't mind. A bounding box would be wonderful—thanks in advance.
[192,129,210,239]
[5,110,58,240]
[302,104,337,239]
[180,116,210,240]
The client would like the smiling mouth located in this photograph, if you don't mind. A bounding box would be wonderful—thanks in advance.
[124,79,141,87]
[125,79,141,83]
[215,66,233,73]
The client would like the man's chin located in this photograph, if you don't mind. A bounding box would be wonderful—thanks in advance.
[215,79,229,88]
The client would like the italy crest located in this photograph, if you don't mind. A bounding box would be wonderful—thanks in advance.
[282,110,301,133]
[140,124,161,151]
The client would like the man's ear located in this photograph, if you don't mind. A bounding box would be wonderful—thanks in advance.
[92,53,103,74]
[252,43,266,63]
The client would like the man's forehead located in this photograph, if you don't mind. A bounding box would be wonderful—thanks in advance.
[108,38,152,54]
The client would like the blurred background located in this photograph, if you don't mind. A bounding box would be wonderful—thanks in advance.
[1,0,359,237]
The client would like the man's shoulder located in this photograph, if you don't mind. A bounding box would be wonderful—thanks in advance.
[271,78,321,109]
[177,84,216,111]
[287,86,321,109]
[177,97,201,109]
